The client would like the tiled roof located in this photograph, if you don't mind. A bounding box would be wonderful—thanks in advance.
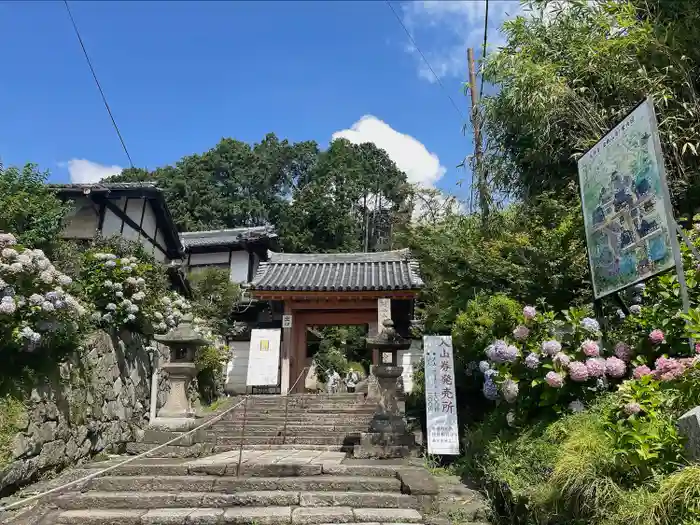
[180,226,277,249]
[51,182,159,191]
[250,249,424,292]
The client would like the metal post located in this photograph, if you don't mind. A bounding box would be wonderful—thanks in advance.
[282,390,291,445]
[235,396,248,477]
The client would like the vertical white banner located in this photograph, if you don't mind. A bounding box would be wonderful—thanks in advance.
[423,335,459,455]
[246,329,281,386]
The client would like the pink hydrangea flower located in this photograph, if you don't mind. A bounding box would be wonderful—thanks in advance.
[649,329,665,345]
[568,361,589,382]
[695,343,700,355]
[585,357,606,378]
[581,340,600,357]
[512,325,530,341]
[623,402,641,416]
[614,342,633,361]
[653,356,686,381]
[545,371,564,388]
[523,306,537,320]
[632,365,653,379]
[605,356,627,378]
[553,352,571,367]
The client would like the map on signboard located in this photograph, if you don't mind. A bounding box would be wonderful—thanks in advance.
[578,98,675,299]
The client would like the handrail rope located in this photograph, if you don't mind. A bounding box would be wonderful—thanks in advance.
[282,366,310,444]
[0,396,249,513]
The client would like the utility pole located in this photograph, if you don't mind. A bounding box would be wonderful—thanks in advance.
[467,47,488,222]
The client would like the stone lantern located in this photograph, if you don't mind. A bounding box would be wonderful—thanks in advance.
[151,313,210,430]
[354,319,415,458]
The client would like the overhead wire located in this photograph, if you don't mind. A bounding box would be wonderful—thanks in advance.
[384,0,465,122]
[63,0,134,168]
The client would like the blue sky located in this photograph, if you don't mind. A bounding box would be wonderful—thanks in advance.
[0,1,520,201]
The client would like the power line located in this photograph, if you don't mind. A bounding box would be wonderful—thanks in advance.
[385,0,465,121]
[479,0,489,100]
[63,0,134,168]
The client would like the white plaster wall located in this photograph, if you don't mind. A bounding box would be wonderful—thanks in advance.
[121,223,139,242]
[230,250,249,283]
[398,339,423,394]
[62,198,98,239]
[154,229,167,262]
[140,203,158,256]
[224,340,251,395]
[125,198,144,226]
[189,252,230,265]
[251,252,260,279]
[101,207,123,238]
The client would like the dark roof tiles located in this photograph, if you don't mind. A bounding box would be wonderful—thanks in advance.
[180,226,277,248]
[250,249,423,292]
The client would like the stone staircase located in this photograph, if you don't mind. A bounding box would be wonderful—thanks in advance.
[128,394,379,457]
[3,448,484,525]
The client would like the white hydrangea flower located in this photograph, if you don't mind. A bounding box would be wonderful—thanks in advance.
[136,277,146,287]
[0,296,16,314]
[39,270,54,284]
[0,278,6,289]
[154,312,164,320]
[104,260,117,268]
[0,233,17,247]
[127,304,139,314]
[104,280,114,288]
[115,291,124,298]
[57,274,73,286]
[161,297,172,306]
[29,294,43,305]
[113,283,122,291]
[102,313,113,323]
[91,312,102,322]
[41,301,55,312]
[132,292,145,302]
[122,265,133,273]
[569,400,585,413]
[127,313,136,321]
[105,303,117,311]
[126,277,138,286]
[16,254,32,266]
[1,248,18,259]
[9,262,23,273]
[35,258,50,271]
[120,258,131,265]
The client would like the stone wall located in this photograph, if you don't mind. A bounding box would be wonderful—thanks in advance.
[0,330,169,495]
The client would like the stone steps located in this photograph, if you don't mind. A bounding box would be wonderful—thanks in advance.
[52,506,425,524]
[84,475,402,493]
[201,435,358,446]
[209,425,368,434]
[53,490,420,510]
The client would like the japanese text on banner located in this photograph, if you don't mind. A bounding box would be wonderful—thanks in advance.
[423,335,459,455]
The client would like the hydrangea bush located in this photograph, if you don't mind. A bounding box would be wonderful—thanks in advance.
[478,304,631,422]
[0,233,87,380]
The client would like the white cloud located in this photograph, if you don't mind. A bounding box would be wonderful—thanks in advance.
[332,115,446,188]
[62,159,123,184]
[399,1,522,82]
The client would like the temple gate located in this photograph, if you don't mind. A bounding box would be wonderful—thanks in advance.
[248,249,424,393]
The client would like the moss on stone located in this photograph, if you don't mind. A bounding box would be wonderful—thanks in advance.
[0,395,28,467]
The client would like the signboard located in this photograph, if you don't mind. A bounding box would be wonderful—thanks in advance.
[423,335,459,455]
[246,329,281,386]
[282,315,293,329]
[578,98,676,298]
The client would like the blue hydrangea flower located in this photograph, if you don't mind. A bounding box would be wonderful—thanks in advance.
[541,340,562,356]
[482,380,499,401]
[581,317,600,333]
[484,369,499,380]
[524,353,540,369]
[491,341,518,363]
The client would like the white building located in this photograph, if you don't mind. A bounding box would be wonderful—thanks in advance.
[54,182,184,264]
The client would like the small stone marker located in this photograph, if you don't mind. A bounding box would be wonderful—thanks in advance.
[677,405,700,461]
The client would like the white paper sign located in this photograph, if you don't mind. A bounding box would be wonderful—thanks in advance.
[282,315,293,329]
[246,329,281,386]
[423,335,459,455]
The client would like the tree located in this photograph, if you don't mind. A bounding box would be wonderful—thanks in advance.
[0,163,72,254]
[189,268,241,337]
[110,135,412,254]
[480,0,700,215]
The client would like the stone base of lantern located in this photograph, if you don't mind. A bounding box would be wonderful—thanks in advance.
[147,416,197,432]
[354,431,416,459]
